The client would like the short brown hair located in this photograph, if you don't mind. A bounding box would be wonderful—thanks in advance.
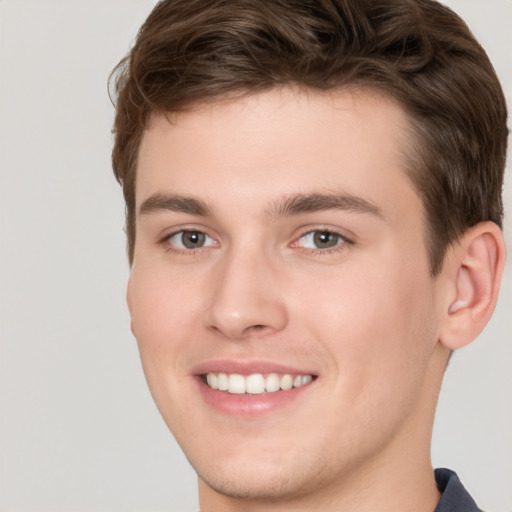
[110,0,508,273]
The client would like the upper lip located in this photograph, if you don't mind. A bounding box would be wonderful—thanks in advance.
[191,359,317,376]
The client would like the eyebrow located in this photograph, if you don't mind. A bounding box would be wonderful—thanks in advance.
[139,193,213,217]
[138,191,383,220]
[266,193,384,219]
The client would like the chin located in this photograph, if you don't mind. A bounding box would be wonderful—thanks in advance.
[189,441,344,505]
[195,460,316,502]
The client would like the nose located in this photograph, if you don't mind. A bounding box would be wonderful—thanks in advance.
[204,249,288,340]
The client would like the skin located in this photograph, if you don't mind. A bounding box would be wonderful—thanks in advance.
[127,86,483,511]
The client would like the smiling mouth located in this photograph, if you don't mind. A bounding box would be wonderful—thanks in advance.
[203,372,316,395]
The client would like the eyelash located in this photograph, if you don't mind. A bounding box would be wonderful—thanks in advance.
[158,227,354,256]
[291,228,354,255]
[159,229,217,255]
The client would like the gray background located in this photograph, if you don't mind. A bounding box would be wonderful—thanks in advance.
[0,1,510,511]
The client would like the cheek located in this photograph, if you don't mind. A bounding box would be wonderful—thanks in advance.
[127,263,208,434]
[293,259,438,391]
[127,264,198,381]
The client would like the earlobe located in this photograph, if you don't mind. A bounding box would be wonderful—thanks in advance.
[440,222,505,350]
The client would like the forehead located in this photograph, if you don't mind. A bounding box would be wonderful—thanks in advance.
[135,86,420,220]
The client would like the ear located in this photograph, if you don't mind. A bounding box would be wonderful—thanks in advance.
[439,222,506,350]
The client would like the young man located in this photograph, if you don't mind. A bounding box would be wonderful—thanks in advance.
[110,1,507,510]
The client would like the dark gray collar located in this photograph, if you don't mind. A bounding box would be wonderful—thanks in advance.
[434,468,483,512]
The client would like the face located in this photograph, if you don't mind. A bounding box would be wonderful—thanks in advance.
[128,87,447,506]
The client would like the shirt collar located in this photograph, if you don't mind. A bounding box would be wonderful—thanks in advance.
[434,468,483,512]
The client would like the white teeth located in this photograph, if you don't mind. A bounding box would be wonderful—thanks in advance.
[301,375,313,386]
[217,373,229,391]
[206,373,218,390]
[280,374,293,390]
[265,373,281,392]
[246,374,266,394]
[228,374,246,394]
[204,372,314,394]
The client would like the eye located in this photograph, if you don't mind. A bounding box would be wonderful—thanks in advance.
[165,230,216,250]
[295,230,348,250]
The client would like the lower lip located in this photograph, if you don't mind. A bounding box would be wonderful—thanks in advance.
[195,377,315,417]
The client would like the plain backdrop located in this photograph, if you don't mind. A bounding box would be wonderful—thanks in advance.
[0,1,510,511]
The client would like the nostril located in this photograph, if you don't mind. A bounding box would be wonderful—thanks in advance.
[241,324,269,336]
